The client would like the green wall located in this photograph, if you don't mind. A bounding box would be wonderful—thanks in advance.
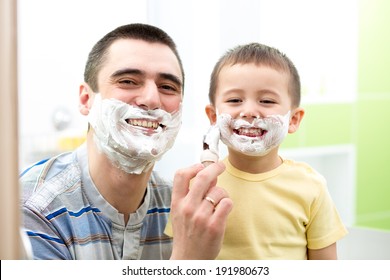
[282,0,390,230]
[355,0,390,229]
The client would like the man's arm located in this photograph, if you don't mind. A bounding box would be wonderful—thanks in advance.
[23,207,71,259]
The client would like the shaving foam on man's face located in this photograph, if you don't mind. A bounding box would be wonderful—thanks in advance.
[88,94,182,174]
[217,111,291,156]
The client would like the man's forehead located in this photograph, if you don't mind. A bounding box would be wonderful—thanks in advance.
[104,39,182,78]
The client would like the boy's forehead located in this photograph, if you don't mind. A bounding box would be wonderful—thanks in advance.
[218,63,289,82]
[216,63,292,99]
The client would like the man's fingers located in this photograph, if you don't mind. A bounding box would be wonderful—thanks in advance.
[188,161,226,201]
[202,186,229,212]
[172,163,204,201]
[211,197,233,224]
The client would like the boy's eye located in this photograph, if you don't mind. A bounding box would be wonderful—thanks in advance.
[260,99,276,104]
[227,98,242,103]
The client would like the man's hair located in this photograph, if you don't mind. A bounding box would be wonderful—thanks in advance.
[208,43,301,107]
[84,23,184,92]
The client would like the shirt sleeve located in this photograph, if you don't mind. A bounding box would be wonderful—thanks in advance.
[23,205,72,259]
[306,182,348,250]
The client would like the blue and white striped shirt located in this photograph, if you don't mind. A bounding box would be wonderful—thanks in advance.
[21,144,173,259]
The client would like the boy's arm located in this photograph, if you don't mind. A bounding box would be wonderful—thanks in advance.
[308,243,337,260]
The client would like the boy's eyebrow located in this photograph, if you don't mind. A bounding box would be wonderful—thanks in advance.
[110,68,183,88]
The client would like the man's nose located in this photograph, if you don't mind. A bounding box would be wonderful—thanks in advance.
[135,82,161,110]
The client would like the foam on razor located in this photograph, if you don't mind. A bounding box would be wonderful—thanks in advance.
[200,124,220,166]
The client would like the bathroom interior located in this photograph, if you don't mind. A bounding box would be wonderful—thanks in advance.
[3,0,389,259]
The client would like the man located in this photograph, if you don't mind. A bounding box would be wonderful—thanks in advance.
[21,23,232,260]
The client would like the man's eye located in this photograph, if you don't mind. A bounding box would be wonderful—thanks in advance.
[159,84,181,95]
[119,79,136,85]
[160,84,175,91]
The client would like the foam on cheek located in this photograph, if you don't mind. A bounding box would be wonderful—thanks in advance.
[217,111,290,157]
[88,94,182,174]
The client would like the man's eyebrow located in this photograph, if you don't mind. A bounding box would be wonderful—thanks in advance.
[111,68,143,78]
[110,68,182,88]
[159,73,183,88]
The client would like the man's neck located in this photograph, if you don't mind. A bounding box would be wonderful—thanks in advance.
[87,137,153,223]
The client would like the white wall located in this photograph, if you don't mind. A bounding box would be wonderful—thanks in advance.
[17,0,149,168]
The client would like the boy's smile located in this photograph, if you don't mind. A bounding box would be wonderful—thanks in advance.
[233,127,267,138]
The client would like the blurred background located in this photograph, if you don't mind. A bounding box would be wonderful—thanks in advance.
[12,0,390,258]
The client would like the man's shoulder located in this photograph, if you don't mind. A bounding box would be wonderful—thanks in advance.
[149,170,173,189]
[20,151,84,213]
[148,171,172,208]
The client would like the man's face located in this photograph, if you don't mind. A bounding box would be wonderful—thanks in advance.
[85,38,184,174]
[97,38,183,114]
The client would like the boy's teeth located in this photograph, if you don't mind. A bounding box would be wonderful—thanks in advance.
[236,127,265,137]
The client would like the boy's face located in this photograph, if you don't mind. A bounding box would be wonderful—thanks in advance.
[205,62,304,158]
[213,63,292,120]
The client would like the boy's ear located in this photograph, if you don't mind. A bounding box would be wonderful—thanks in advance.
[288,107,305,133]
[205,104,217,124]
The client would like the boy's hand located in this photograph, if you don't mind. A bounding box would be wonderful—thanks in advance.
[170,162,233,260]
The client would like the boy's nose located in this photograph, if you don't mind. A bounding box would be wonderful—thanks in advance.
[239,111,260,119]
[239,104,261,120]
[135,82,161,110]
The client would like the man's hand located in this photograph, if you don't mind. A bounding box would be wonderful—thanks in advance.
[170,162,233,259]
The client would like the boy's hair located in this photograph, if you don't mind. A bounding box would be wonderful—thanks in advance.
[208,43,301,107]
[84,23,185,92]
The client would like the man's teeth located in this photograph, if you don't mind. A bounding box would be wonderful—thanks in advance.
[128,119,159,129]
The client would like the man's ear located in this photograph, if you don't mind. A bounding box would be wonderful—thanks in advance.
[205,104,217,124]
[79,83,93,116]
[288,107,305,134]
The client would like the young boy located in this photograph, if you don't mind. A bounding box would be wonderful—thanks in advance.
[203,42,348,259]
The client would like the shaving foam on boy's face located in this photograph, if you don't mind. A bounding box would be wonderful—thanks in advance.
[217,111,290,156]
[88,94,182,174]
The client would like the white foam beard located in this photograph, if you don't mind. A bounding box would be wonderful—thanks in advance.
[88,94,182,174]
[217,111,290,157]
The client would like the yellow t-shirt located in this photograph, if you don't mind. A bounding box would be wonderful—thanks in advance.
[165,157,348,259]
[216,157,348,260]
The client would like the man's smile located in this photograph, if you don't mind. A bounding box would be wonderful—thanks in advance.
[126,118,164,130]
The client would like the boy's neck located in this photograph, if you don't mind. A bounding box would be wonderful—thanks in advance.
[227,148,283,174]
